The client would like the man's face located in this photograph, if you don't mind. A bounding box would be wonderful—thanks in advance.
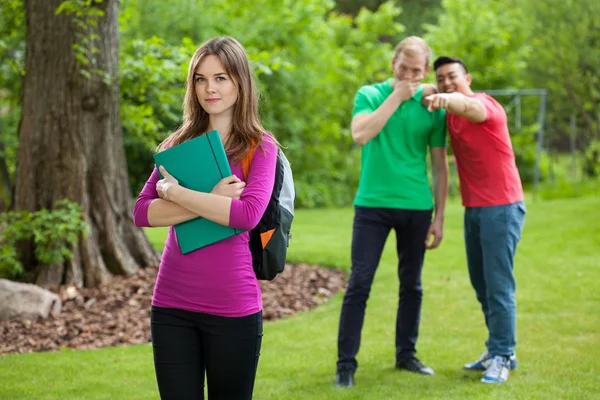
[435,63,471,94]
[392,52,429,82]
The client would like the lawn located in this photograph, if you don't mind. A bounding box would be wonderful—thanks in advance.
[1,196,599,399]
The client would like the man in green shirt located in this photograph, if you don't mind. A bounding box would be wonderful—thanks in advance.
[335,36,448,388]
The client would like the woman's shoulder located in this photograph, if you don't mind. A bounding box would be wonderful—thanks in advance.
[260,132,279,152]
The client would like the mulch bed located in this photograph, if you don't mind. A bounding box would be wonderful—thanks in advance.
[0,264,346,355]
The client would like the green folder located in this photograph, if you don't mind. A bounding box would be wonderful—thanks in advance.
[153,130,245,254]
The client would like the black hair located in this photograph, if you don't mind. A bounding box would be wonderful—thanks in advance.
[433,56,468,74]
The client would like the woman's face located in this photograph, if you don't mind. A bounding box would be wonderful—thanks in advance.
[194,55,238,118]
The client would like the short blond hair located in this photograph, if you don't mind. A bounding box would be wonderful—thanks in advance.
[393,36,432,66]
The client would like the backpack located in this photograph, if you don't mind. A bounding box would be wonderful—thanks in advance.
[241,141,295,281]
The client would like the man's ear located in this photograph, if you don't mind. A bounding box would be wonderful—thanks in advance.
[424,65,431,77]
[466,73,473,86]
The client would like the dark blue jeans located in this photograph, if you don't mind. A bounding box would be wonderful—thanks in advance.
[337,206,433,372]
[464,201,526,356]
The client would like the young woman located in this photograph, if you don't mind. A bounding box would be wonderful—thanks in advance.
[134,36,278,400]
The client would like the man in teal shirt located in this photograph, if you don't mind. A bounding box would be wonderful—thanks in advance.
[335,36,448,388]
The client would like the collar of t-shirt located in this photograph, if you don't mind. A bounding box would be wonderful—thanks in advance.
[384,78,424,102]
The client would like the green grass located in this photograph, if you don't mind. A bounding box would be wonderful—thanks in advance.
[2,196,600,399]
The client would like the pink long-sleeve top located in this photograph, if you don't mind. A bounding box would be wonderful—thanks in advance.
[133,135,277,317]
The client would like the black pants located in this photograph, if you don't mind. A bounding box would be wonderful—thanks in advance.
[337,206,432,372]
[151,306,263,400]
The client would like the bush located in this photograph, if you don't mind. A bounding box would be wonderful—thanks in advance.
[120,37,192,195]
[511,127,550,186]
[538,178,600,200]
[582,140,600,178]
[0,200,89,279]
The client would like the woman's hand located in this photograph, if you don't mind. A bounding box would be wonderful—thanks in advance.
[156,166,179,201]
[211,175,246,199]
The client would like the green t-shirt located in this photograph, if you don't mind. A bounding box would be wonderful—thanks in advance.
[353,79,447,210]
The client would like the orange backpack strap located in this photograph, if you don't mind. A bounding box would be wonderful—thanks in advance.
[241,141,257,180]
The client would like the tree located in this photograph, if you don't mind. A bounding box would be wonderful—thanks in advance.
[14,0,159,288]
[424,0,531,91]
[523,0,600,146]
[423,0,548,185]
[336,0,442,36]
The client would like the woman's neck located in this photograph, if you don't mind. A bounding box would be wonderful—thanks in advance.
[208,114,233,144]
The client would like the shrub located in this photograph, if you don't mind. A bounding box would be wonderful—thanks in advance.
[582,140,600,178]
[538,178,599,200]
[511,127,549,186]
[0,199,89,279]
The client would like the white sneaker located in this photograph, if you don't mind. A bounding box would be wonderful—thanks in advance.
[464,351,518,371]
[481,355,511,384]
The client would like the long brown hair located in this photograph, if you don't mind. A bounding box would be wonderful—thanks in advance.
[159,36,273,161]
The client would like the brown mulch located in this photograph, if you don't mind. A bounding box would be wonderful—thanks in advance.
[0,264,347,355]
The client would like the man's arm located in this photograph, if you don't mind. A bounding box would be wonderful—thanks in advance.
[421,83,438,108]
[426,92,487,123]
[425,147,448,249]
[352,80,419,146]
[431,147,448,221]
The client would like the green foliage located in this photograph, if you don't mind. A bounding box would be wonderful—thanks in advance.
[422,0,566,187]
[254,1,402,207]
[0,106,20,183]
[335,0,387,13]
[335,0,442,37]
[217,0,403,207]
[397,0,442,36]
[0,200,90,279]
[424,0,531,90]
[0,0,25,180]
[538,177,600,200]
[56,0,111,82]
[118,0,209,44]
[582,140,600,178]
[522,0,600,144]
[119,0,404,207]
[119,37,195,194]
[510,124,551,185]
[0,0,25,84]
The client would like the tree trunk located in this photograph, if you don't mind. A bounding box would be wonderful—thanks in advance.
[15,0,159,288]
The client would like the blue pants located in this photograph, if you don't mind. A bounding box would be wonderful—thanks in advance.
[337,206,433,372]
[464,201,526,356]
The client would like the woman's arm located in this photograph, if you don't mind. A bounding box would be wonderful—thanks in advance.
[160,137,278,231]
[133,166,200,227]
[162,182,233,227]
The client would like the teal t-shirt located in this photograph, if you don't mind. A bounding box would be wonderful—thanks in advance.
[353,79,447,210]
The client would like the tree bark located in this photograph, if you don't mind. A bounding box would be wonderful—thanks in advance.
[15,0,159,288]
